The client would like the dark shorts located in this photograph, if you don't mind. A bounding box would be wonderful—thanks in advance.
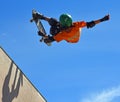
[48,18,61,35]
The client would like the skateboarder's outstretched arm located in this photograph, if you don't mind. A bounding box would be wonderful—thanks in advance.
[86,14,110,28]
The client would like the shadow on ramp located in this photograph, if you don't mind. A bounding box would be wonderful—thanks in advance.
[2,61,23,102]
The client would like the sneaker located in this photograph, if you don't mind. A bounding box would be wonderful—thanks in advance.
[33,12,45,20]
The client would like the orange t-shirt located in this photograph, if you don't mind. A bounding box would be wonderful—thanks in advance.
[53,21,87,43]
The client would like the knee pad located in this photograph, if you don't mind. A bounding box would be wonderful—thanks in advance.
[50,26,60,35]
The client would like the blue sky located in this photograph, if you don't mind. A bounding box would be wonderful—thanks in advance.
[0,0,120,102]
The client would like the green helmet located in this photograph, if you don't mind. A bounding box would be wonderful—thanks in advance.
[59,14,72,27]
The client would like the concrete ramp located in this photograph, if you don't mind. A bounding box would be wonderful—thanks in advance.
[0,47,47,102]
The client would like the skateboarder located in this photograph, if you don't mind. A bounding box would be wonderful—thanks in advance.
[33,12,110,43]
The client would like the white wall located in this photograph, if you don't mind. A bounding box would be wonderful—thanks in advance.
[0,48,47,102]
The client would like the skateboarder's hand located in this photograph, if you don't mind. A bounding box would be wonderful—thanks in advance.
[44,37,52,43]
[101,14,110,22]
